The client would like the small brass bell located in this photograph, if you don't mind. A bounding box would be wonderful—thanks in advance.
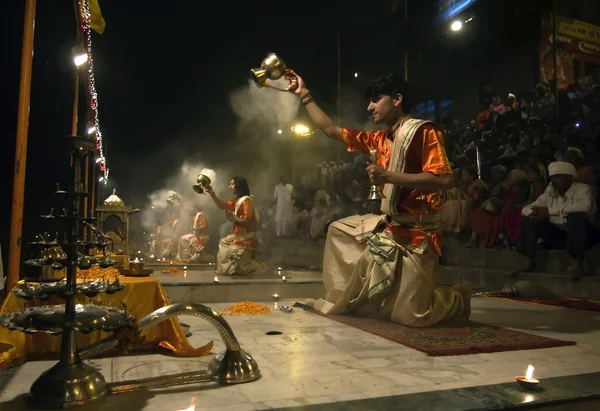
[367,149,384,201]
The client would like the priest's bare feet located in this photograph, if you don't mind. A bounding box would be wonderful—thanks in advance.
[453,283,472,321]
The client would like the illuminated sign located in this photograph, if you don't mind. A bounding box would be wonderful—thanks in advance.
[438,0,477,23]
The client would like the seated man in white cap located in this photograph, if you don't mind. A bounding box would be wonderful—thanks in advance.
[176,212,213,263]
[514,161,597,280]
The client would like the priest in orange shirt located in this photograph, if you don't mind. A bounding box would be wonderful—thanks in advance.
[206,177,267,276]
[289,72,471,327]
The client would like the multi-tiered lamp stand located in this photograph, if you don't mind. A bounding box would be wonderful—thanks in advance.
[0,135,261,409]
[1,135,131,407]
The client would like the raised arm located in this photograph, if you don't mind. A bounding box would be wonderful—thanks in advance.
[205,186,228,210]
[289,74,342,141]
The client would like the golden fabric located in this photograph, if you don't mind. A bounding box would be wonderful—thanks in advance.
[341,125,452,255]
[0,276,212,371]
[224,198,257,234]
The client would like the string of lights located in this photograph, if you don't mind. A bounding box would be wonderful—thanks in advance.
[80,0,109,184]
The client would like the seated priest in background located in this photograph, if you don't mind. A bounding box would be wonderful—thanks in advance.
[206,176,267,276]
[514,161,598,280]
[176,211,213,263]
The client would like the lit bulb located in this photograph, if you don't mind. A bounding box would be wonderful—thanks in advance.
[87,126,96,135]
[450,20,463,31]
[95,157,102,163]
[354,72,358,78]
[74,53,88,66]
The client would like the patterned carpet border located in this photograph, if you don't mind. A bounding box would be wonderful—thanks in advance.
[298,305,576,356]
[491,296,600,312]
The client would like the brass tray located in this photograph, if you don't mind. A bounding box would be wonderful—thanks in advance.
[119,268,154,277]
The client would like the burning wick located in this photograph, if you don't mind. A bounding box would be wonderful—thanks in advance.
[170,261,173,265]
[515,364,539,390]
[281,276,287,282]
[213,276,219,283]
[183,266,188,270]
[272,293,280,300]
[133,257,140,263]
[525,365,535,381]
[277,270,282,276]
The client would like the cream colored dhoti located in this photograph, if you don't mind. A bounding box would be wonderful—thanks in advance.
[176,234,213,263]
[216,232,267,276]
[308,214,464,327]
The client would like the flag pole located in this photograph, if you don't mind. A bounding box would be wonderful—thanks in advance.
[7,0,37,292]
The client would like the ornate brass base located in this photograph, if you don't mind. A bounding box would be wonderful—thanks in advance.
[209,350,261,384]
[28,361,108,409]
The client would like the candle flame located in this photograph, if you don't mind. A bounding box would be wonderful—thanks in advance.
[273,293,280,298]
[282,276,286,281]
[183,266,187,270]
[525,365,535,380]
[214,276,219,282]
[133,257,140,263]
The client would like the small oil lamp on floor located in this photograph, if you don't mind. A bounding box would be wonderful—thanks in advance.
[516,365,540,390]
[213,276,219,284]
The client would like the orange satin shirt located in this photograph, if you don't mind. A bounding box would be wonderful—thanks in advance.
[224,198,257,234]
[341,124,452,254]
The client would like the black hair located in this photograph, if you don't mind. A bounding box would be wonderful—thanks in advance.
[366,73,413,113]
[462,165,477,178]
[232,176,251,197]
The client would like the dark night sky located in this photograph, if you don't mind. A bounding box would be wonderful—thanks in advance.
[1,0,439,259]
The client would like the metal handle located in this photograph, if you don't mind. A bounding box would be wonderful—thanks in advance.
[79,302,241,359]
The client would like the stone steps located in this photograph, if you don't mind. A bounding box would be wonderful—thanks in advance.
[440,265,600,301]
[157,270,325,303]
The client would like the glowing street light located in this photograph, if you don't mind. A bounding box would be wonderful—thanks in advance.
[291,124,312,136]
[450,20,463,32]
[74,53,88,66]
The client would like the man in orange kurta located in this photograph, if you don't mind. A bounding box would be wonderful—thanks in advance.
[289,73,471,327]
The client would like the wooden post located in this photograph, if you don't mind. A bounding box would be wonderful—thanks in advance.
[7,0,37,291]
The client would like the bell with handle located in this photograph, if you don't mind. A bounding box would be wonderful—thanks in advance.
[367,149,384,201]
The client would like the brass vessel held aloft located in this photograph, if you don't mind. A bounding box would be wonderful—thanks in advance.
[193,174,212,195]
[250,53,291,92]
[367,149,384,201]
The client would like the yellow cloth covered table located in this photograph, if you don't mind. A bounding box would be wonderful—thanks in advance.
[0,276,212,371]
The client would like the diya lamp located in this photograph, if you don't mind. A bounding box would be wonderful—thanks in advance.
[213,276,220,284]
[281,276,287,282]
[515,365,540,390]
[250,53,296,92]
[128,257,145,274]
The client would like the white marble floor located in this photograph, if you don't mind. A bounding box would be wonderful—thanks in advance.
[2,297,600,411]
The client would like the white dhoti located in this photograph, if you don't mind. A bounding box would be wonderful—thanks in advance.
[308,214,464,328]
[216,232,267,276]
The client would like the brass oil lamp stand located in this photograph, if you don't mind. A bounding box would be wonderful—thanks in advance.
[0,136,261,409]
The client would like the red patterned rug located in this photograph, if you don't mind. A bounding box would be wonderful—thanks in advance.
[491,296,600,312]
[300,306,576,356]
